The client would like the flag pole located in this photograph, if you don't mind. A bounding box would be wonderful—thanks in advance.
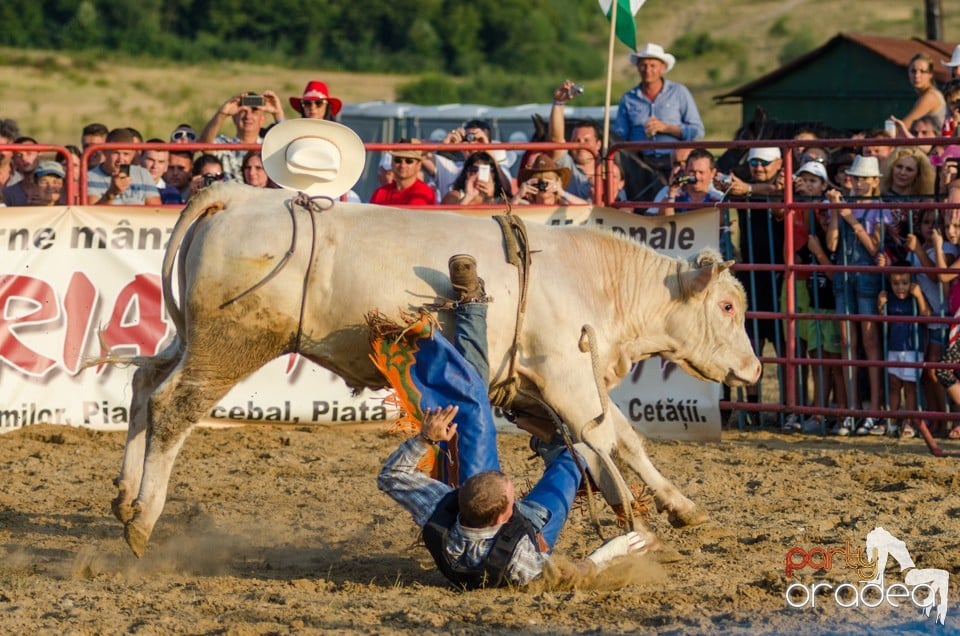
[602,1,618,158]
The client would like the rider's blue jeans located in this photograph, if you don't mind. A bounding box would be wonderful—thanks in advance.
[453,302,580,550]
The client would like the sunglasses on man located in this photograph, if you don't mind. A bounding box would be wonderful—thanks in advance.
[171,130,197,141]
[393,157,419,165]
[748,158,775,168]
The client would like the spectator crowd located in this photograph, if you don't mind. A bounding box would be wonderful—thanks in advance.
[4,43,960,440]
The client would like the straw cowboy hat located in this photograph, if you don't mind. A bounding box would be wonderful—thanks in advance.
[289,81,344,117]
[261,119,366,197]
[942,44,960,69]
[628,43,676,73]
[391,139,426,160]
[518,154,571,188]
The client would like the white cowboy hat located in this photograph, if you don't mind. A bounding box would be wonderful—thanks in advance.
[942,44,960,68]
[628,43,676,73]
[261,119,366,198]
[846,155,881,178]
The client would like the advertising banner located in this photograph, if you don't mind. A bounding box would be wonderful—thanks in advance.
[0,204,722,440]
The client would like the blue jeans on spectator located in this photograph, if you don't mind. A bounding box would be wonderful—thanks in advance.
[453,302,580,550]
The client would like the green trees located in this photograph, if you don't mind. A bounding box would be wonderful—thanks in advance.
[0,0,606,78]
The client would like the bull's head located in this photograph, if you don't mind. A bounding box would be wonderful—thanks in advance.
[665,250,761,387]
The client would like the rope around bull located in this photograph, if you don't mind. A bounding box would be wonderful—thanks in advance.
[218,192,333,353]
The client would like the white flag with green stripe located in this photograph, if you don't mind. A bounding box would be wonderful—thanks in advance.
[598,0,645,51]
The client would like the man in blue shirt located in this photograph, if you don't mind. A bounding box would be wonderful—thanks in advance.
[615,43,705,197]
[86,128,161,206]
[614,42,705,146]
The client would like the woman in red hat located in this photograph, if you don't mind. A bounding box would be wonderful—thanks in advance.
[289,81,343,121]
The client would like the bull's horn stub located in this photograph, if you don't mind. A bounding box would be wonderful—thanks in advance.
[285,137,340,182]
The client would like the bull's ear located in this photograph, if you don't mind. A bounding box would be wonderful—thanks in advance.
[718,260,735,273]
[679,262,719,298]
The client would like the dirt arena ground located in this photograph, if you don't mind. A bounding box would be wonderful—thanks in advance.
[1,423,958,635]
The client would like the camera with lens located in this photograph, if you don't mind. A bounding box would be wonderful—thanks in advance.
[464,132,477,142]
[241,94,265,107]
[673,175,697,186]
[535,179,549,192]
[716,173,734,188]
[569,83,585,97]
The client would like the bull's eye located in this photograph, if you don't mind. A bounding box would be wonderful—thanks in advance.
[721,301,735,315]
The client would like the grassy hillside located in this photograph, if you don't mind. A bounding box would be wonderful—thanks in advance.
[1,0,957,145]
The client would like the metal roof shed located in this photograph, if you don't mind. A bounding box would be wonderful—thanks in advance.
[714,33,959,133]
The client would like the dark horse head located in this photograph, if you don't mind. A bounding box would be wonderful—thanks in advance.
[717,106,858,178]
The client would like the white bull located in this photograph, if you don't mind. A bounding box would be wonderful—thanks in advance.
[114,182,761,557]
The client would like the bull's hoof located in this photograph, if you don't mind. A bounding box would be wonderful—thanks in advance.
[112,496,136,524]
[666,506,710,529]
[123,522,150,559]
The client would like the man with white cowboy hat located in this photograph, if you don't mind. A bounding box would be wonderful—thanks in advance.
[613,43,704,148]
[614,42,704,189]
[942,44,960,80]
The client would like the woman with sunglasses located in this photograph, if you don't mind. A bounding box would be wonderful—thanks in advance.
[441,152,512,205]
[289,81,343,121]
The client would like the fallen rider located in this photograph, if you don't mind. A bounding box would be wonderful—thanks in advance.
[376,254,648,589]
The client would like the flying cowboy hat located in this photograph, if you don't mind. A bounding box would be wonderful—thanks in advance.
[261,119,366,198]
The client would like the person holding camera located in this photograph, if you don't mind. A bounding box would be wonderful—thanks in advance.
[434,120,512,200]
[185,154,226,201]
[548,80,602,201]
[441,151,512,205]
[656,148,722,217]
[509,155,579,206]
[87,128,160,206]
[198,90,285,180]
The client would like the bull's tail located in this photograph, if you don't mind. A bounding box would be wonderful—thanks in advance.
[160,185,229,341]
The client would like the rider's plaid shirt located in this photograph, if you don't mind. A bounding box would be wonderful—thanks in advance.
[377,437,547,586]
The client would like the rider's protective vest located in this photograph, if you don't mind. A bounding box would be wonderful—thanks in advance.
[422,490,539,589]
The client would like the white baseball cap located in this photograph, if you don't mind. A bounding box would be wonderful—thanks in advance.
[794,161,828,182]
[747,147,781,162]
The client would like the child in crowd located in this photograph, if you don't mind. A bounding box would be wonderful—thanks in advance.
[877,265,930,437]
[781,162,824,432]
[805,208,847,433]
[903,209,956,425]
[931,210,960,438]
[825,155,890,435]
